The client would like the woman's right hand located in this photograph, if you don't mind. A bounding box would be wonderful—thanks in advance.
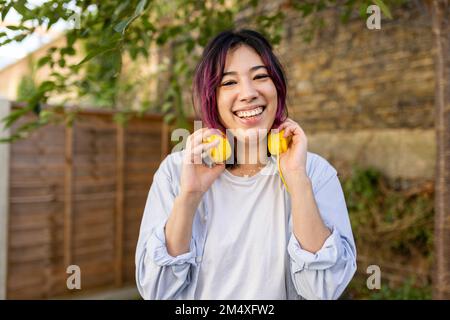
[180,128,226,198]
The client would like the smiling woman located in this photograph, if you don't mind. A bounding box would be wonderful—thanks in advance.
[217,46,278,136]
[135,29,357,300]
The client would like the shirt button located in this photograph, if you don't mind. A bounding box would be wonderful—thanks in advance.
[196,256,203,263]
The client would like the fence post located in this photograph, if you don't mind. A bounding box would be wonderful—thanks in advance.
[64,125,73,269]
[0,97,10,300]
[161,120,170,160]
[115,123,124,287]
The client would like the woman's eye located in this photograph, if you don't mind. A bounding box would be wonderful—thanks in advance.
[221,81,236,86]
[254,74,269,80]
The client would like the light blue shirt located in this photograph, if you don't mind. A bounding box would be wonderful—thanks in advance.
[135,150,357,300]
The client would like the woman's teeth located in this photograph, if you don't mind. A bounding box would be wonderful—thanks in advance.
[235,106,264,118]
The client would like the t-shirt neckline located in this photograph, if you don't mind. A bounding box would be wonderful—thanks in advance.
[223,156,278,182]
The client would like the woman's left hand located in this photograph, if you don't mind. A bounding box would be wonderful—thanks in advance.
[277,118,308,182]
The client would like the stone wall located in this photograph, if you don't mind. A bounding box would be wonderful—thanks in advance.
[274,3,435,180]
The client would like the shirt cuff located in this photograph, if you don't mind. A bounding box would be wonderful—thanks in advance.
[148,222,197,267]
[288,226,343,273]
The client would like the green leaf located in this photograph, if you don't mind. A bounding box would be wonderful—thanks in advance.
[12,1,28,17]
[6,25,23,31]
[156,31,168,45]
[14,33,27,42]
[114,0,147,35]
[114,18,132,34]
[1,4,12,21]
[1,104,33,128]
[135,0,147,16]
[0,38,13,47]
[373,0,392,20]
[298,4,314,17]
[66,32,77,47]
[359,2,371,19]
[161,102,172,112]
[61,47,76,56]
[186,39,195,52]
[250,0,259,8]
[114,1,130,17]
[38,80,56,93]
[129,47,138,60]
[164,113,175,124]
[37,56,51,68]
[142,19,155,32]
[76,46,117,66]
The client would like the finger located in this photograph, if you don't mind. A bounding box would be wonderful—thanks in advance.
[286,119,305,134]
[192,138,220,155]
[190,138,221,165]
[277,119,294,131]
[190,128,222,147]
[185,129,210,164]
[288,125,303,138]
[187,128,208,148]
[280,124,295,137]
[186,129,207,153]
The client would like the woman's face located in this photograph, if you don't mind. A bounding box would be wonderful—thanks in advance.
[216,45,278,142]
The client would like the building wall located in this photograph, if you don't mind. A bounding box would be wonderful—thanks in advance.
[0,37,66,100]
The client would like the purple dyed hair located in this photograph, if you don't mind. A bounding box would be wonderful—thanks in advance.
[192,29,288,133]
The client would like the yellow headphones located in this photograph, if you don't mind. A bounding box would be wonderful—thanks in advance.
[203,130,292,192]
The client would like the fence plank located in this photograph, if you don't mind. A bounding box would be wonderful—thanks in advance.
[115,124,124,287]
[161,120,170,159]
[7,105,173,298]
[64,126,73,269]
[0,98,10,299]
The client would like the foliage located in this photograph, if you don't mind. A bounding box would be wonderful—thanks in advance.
[345,273,432,300]
[368,277,432,300]
[16,57,38,101]
[344,166,434,260]
[16,74,37,102]
[340,166,434,299]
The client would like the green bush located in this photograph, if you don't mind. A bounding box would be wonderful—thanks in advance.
[340,166,434,299]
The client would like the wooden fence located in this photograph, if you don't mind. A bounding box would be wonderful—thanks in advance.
[5,102,172,299]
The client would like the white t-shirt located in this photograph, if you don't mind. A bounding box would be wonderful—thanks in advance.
[135,150,357,300]
[195,157,288,299]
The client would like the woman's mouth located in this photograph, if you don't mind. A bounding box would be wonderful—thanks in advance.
[233,106,266,125]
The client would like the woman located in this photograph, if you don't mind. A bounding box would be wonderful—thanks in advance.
[135,29,357,300]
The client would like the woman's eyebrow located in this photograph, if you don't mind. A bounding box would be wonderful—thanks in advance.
[222,65,267,77]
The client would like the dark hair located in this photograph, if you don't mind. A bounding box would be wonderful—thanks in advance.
[192,29,288,168]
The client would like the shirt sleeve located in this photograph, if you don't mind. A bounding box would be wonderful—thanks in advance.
[287,158,357,300]
[135,155,197,300]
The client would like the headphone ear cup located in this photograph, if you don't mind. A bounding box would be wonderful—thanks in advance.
[203,134,232,163]
[268,129,291,155]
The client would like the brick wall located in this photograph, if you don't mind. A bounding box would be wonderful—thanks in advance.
[272,3,435,180]
[278,3,434,131]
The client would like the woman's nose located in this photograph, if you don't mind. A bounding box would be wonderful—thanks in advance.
[239,79,258,103]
